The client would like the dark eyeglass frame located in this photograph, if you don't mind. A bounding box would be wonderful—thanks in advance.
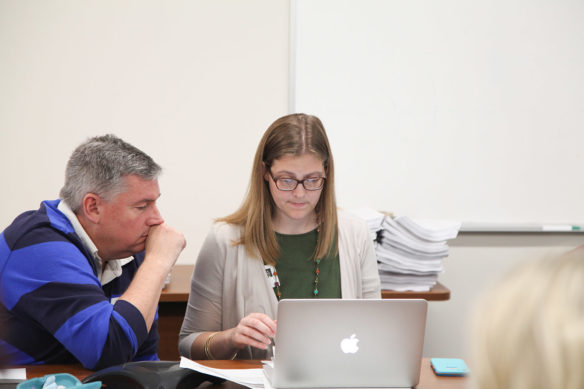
[267,169,326,191]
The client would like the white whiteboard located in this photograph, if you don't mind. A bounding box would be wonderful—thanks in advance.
[291,0,584,224]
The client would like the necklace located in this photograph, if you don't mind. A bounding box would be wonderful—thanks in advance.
[313,259,321,296]
[270,226,322,301]
[272,258,321,301]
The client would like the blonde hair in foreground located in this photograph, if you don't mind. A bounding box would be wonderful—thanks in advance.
[470,247,584,389]
[218,113,338,265]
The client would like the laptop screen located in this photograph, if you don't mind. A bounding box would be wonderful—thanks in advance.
[267,299,427,388]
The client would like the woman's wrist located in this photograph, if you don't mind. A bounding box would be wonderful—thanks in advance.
[203,332,219,359]
[204,331,238,360]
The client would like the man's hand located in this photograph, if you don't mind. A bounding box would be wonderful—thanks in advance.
[144,223,186,272]
[121,222,186,330]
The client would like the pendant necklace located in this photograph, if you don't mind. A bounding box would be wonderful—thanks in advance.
[272,258,321,301]
[270,226,322,301]
[312,258,321,296]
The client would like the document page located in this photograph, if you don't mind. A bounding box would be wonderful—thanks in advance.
[179,357,266,389]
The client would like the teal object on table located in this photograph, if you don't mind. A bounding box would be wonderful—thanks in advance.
[16,373,101,389]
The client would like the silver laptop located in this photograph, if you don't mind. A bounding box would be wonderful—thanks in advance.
[263,299,427,389]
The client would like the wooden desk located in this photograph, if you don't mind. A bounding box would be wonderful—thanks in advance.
[160,265,193,303]
[158,265,194,361]
[162,266,451,302]
[381,282,450,301]
[157,265,451,360]
[22,358,466,389]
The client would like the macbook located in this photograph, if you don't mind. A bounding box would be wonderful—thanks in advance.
[263,299,427,388]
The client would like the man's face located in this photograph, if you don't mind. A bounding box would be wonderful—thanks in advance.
[95,175,163,260]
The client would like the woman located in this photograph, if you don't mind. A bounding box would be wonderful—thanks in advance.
[178,113,381,360]
[470,247,584,389]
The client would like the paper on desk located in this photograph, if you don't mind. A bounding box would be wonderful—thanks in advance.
[179,357,265,389]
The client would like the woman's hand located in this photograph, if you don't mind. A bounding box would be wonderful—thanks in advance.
[228,313,277,350]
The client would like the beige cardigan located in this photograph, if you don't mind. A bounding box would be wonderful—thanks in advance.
[178,211,381,360]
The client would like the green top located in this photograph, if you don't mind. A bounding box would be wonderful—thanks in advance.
[274,229,341,299]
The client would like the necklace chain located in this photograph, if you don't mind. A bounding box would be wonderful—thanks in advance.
[273,258,321,301]
[273,227,321,301]
[313,259,321,296]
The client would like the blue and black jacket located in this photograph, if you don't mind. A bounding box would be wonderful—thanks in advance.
[0,200,158,369]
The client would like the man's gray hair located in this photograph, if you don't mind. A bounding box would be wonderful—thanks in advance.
[60,134,162,212]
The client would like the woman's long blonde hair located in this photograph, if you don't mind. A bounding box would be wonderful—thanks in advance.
[218,113,338,265]
[470,247,584,389]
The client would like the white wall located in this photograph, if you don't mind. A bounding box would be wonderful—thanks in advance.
[0,0,290,263]
[424,234,581,358]
[1,1,582,360]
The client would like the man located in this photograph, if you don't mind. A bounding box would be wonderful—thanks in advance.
[0,135,186,369]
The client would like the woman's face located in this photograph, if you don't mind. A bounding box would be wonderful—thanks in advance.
[265,153,326,233]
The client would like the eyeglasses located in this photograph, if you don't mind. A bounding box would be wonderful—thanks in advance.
[268,170,326,191]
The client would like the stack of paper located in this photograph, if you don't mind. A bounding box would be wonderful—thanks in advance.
[347,208,461,292]
[179,357,265,389]
[347,207,385,241]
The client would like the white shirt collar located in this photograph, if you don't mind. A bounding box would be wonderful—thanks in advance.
[58,200,134,286]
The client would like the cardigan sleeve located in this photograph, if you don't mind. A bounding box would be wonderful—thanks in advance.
[359,225,382,298]
[338,212,381,299]
[178,224,227,358]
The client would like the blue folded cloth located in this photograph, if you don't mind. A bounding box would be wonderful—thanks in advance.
[16,373,101,389]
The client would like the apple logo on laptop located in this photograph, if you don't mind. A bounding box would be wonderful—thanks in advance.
[340,333,359,354]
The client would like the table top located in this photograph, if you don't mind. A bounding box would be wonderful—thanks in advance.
[161,265,450,302]
[20,358,465,389]
[160,264,193,302]
[380,282,450,301]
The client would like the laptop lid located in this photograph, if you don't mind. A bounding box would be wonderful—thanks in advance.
[266,299,427,388]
